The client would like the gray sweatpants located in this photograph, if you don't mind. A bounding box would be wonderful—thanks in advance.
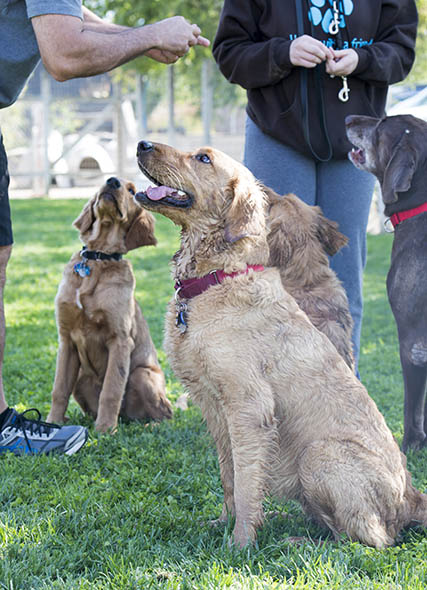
[244,116,376,369]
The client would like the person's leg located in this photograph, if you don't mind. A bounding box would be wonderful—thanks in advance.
[0,246,12,414]
[0,129,13,414]
[243,116,316,203]
[0,130,87,455]
[316,159,375,368]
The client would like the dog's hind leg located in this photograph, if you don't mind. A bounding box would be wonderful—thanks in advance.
[400,354,427,452]
[298,442,398,548]
[408,491,427,529]
[73,374,101,418]
[123,366,172,421]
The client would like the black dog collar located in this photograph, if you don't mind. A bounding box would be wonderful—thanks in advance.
[80,246,123,262]
[73,247,123,278]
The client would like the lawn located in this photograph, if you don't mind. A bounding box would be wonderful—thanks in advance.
[0,198,426,589]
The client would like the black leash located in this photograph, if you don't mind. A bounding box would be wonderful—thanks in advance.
[295,0,333,162]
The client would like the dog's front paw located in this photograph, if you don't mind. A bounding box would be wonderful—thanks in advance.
[208,517,228,528]
[47,411,67,424]
[402,430,426,453]
[231,522,256,549]
[95,419,118,434]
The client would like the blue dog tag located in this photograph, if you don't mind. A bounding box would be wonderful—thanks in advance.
[73,262,91,277]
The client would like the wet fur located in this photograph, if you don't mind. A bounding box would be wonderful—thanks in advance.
[139,142,354,368]
[47,178,172,432]
[265,187,354,368]
[135,143,427,547]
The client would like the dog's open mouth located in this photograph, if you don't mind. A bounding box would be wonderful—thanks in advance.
[136,161,193,208]
[135,185,193,208]
[349,147,366,167]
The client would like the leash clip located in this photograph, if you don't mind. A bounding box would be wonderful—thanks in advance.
[338,76,350,102]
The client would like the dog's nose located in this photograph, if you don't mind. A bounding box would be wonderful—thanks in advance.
[137,140,153,155]
[106,177,121,189]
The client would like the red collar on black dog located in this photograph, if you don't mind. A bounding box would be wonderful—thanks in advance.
[174,265,265,300]
[389,202,427,228]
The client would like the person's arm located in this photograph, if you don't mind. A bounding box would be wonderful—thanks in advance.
[31,13,210,81]
[81,6,127,33]
[327,0,418,85]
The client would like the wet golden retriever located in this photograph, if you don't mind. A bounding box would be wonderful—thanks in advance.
[136,141,354,369]
[47,177,172,433]
[134,142,427,548]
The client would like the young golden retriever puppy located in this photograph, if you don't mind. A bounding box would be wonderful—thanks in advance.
[47,177,172,433]
[134,141,427,548]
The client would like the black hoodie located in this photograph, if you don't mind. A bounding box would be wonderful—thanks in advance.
[213,0,418,160]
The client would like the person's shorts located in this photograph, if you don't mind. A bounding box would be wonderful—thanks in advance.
[0,129,13,246]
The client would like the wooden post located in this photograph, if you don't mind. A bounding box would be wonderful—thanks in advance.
[168,66,175,145]
[113,81,125,178]
[202,59,213,145]
[136,74,148,139]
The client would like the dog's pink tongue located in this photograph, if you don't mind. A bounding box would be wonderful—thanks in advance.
[146,186,175,201]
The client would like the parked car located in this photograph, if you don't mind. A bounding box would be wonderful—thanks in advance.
[387,86,427,121]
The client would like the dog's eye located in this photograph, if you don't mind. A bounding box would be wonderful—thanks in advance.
[128,187,135,195]
[196,153,211,164]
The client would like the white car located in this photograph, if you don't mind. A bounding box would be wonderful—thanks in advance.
[387,86,427,121]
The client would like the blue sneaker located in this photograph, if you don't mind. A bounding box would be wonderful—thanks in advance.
[0,408,88,456]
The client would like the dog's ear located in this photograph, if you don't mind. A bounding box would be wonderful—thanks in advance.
[125,210,157,251]
[260,183,281,207]
[315,208,348,256]
[382,134,418,204]
[224,176,264,243]
[73,198,95,234]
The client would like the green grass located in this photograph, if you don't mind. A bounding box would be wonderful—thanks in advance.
[1,199,426,589]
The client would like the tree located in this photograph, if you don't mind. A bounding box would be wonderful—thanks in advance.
[410,0,427,84]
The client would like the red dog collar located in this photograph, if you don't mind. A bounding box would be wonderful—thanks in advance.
[175,265,265,300]
[389,202,427,228]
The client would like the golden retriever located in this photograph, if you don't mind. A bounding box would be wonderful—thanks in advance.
[134,142,427,548]
[47,177,172,433]
[265,187,354,369]
[136,140,354,369]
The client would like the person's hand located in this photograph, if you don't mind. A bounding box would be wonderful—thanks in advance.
[147,16,210,62]
[290,35,334,68]
[144,48,181,64]
[326,49,359,76]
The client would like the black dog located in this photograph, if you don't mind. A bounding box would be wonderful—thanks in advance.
[346,113,427,452]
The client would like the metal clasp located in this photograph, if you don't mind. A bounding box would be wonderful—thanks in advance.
[174,285,182,302]
[209,270,220,284]
[338,76,350,102]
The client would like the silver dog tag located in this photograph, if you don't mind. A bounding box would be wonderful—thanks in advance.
[175,302,188,334]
